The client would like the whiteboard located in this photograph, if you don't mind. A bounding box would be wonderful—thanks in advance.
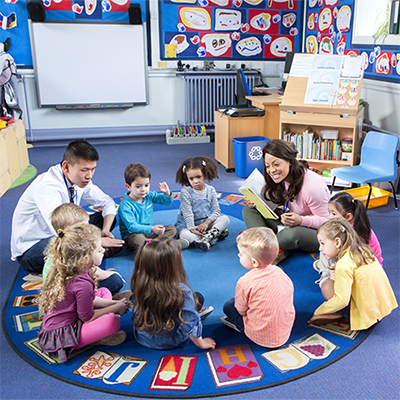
[29,21,148,108]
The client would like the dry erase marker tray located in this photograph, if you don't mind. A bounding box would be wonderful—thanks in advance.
[341,186,393,209]
[166,126,210,145]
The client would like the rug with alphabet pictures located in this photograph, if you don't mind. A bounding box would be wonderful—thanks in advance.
[3,194,373,397]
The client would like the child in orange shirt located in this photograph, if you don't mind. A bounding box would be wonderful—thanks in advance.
[221,227,295,348]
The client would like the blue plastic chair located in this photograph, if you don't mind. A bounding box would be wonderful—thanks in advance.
[240,69,252,96]
[330,131,399,209]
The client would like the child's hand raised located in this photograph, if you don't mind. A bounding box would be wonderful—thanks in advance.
[152,225,166,236]
[158,182,171,196]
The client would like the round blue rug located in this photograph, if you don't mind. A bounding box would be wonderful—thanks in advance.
[2,194,373,398]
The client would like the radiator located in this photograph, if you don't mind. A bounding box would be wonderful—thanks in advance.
[181,73,261,128]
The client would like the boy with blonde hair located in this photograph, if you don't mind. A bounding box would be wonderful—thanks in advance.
[43,204,125,296]
[221,227,295,348]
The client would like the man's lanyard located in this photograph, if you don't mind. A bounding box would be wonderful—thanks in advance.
[62,171,76,204]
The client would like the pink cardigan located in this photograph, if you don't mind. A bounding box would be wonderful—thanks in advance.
[287,170,330,229]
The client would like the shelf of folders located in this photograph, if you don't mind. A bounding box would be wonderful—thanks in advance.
[282,128,352,162]
[166,125,210,145]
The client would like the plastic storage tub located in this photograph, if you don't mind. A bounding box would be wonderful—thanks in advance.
[232,136,270,179]
[341,186,393,209]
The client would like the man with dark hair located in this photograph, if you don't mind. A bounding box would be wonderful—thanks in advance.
[11,139,123,273]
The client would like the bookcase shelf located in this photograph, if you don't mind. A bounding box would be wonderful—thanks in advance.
[279,106,364,173]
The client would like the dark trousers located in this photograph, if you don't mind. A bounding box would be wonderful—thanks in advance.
[223,298,245,334]
[17,211,114,274]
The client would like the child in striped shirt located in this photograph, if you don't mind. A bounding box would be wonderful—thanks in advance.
[221,227,295,348]
[175,156,230,251]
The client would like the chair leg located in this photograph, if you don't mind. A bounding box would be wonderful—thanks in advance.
[388,181,398,209]
[330,177,336,195]
[365,183,372,210]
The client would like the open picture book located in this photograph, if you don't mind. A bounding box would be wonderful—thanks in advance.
[239,168,279,220]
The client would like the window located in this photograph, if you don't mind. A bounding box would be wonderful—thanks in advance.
[352,0,400,46]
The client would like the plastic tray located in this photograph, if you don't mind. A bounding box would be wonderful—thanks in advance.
[341,186,393,209]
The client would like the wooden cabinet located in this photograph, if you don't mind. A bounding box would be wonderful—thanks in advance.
[279,106,364,172]
[214,111,265,170]
[246,89,282,140]
[0,120,30,197]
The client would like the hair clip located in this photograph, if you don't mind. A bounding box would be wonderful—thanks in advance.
[182,165,186,173]
[352,199,355,203]
[202,160,206,166]
[340,225,345,233]
[57,230,64,238]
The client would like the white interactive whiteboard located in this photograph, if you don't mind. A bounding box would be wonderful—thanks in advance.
[29,21,148,108]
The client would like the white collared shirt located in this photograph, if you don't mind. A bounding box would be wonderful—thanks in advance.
[10,164,116,260]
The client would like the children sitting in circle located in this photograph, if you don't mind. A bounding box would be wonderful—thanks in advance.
[129,237,215,350]
[175,156,230,251]
[314,192,383,287]
[221,227,295,348]
[310,218,397,329]
[42,203,125,296]
[38,224,130,363]
[118,163,186,251]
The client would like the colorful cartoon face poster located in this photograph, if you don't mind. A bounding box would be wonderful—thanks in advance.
[305,0,399,84]
[159,0,302,60]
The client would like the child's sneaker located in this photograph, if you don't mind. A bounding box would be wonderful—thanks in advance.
[220,316,241,333]
[194,237,211,252]
[199,306,214,320]
[272,249,288,265]
[93,330,126,346]
[177,238,190,250]
[219,229,229,240]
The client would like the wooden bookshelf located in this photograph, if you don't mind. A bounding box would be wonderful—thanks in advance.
[279,54,365,173]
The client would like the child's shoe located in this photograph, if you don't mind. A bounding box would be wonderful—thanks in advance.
[199,306,214,320]
[194,236,211,252]
[220,316,241,333]
[272,249,288,265]
[219,229,229,240]
[177,238,190,250]
[92,330,126,346]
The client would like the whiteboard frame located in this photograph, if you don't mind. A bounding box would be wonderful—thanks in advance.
[29,20,149,108]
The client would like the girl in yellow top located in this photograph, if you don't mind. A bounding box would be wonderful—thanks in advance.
[310,218,397,330]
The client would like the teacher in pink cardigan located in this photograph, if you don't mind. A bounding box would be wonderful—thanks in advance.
[242,139,330,264]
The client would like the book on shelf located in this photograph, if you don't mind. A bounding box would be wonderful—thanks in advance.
[283,130,344,162]
[239,168,279,220]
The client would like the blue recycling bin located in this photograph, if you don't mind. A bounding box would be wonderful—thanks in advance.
[232,136,270,179]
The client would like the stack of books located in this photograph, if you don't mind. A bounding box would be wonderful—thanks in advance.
[282,129,343,161]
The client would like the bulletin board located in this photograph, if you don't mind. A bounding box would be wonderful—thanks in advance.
[304,0,400,84]
[0,0,149,68]
[159,0,303,61]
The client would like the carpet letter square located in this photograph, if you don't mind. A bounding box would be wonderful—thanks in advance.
[13,294,39,308]
[261,344,310,373]
[149,355,197,391]
[205,343,264,388]
[292,333,338,359]
[13,310,43,332]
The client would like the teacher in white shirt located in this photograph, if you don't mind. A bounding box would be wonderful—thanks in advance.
[11,139,123,273]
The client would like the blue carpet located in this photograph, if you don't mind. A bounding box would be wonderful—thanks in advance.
[2,195,373,398]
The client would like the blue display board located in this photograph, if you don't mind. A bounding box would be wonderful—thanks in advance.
[159,0,303,61]
[0,0,149,68]
[304,0,399,84]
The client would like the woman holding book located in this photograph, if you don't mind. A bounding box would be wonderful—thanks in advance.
[242,139,330,264]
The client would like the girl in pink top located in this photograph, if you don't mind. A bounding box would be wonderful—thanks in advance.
[243,139,330,263]
[38,224,129,363]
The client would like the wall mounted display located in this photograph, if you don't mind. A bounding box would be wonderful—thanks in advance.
[304,0,399,84]
[159,0,302,61]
